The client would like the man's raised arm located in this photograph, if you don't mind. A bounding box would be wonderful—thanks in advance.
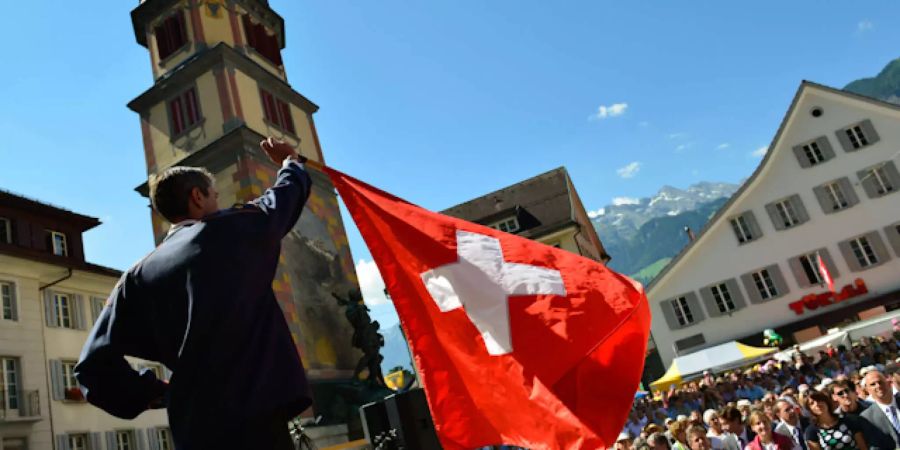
[251,138,313,238]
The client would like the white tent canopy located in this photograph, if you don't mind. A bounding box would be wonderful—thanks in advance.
[774,310,900,361]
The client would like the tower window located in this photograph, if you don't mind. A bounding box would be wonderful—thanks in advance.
[154,12,188,61]
[0,217,10,244]
[243,15,283,66]
[260,89,295,134]
[168,87,202,137]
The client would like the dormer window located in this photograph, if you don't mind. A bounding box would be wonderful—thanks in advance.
[490,217,520,233]
[0,218,10,244]
[48,231,67,256]
[154,12,188,61]
[243,15,282,66]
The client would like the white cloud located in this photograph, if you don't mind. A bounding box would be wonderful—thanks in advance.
[638,121,650,128]
[590,103,628,120]
[716,143,730,150]
[675,143,693,152]
[616,161,641,179]
[355,259,390,306]
[587,208,606,219]
[751,146,768,158]
[667,132,689,139]
[612,197,640,206]
[858,20,873,32]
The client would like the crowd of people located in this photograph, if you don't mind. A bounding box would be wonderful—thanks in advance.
[616,333,900,450]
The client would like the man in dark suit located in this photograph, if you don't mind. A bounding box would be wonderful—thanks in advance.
[721,406,756,450]
[859,370,900,450]
[773,399,809,450]
[75,139,312,450]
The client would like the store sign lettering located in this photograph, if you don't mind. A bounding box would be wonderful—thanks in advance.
[788,278,867,315]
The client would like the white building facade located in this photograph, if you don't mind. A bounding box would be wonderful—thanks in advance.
[648,82,900,369]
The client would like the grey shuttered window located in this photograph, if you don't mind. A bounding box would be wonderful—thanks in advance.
[839,231,891,272]
[699,278,746,317]
[44,289,58,327]
[90,433,102,450]
[73,294,86,330]
[765,195,808,230]
[49,359,65,401]
[147,428,160,450]
[1,281,17,321]
[884,222,900,259]
[857,161,900,199]
[791,136,835,168]
[90,296,106,324]
[660,292,704,330]
[106,432,116,450]
[741,264,788,304]
[56,435,70,450]
[135,429,147,450]
[729,210,762,245]
[835,119,880,152]
[813,178,859,214]
[788,248,840,289]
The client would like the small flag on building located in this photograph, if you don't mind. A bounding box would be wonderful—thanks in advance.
[324,166,651,450]
[817,253,834,293]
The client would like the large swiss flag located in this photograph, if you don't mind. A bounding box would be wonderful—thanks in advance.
[325,167,651,450]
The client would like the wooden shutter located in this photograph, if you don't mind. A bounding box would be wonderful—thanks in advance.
[741,272,763,304]
[813,185,835,214]
[277,99,294,133]
[106,432,116,450]
[884,223,900,259]
[660,299,681,330]
[684,292,705,324]
[764,202,786,230]
[840,177,860,208]
[867,231,892,266]
[788,255,812,289]
[790,194,809,224]
[73,294,86,329]
[169,97,184,136]
[859,119,880,146]
[184,89,200,126]
[767,264,789,298]
[147,428,160,450]
[791,143,813,168]
[50,360,64,401]
[135,429,147,450]
[835,126,855,152]
[725,279,746,312]
[817,136,836,161]
[8,282,17,321]
[56,435,71,450]
[857,167,880,199]
[884,161,900,192]
[698,285,721,318]
[839,239,863,272]
[44,290,58,327]
[744,211,762,241]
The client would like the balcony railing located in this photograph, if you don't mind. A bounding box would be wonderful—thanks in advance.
[0,390,41,420]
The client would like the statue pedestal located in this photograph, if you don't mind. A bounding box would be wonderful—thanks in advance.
[310,379,395,440]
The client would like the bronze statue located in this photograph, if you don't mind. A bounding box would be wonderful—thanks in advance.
[333,289,386,386]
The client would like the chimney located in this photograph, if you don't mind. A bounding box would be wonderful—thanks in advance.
[683,226,696,242]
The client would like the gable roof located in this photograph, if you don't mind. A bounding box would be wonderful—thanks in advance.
[441,167,575,234]
[647,80,900,292]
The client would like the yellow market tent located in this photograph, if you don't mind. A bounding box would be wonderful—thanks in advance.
[650,341,776,392]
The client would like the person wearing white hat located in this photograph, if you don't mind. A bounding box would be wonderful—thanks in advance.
[615,431,633,450]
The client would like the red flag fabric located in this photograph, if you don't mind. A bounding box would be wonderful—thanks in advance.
[325,167,651,450]
[817,253,834,293]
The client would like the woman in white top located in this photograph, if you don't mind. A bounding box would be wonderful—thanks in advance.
[703,409,726,450]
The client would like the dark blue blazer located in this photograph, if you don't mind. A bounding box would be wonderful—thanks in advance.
[75,161,312,448]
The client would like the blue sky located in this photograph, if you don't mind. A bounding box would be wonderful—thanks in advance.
[0,2,897,327]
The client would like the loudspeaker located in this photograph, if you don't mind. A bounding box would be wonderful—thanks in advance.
[359,388,441,449]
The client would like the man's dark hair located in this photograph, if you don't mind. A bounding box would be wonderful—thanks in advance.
[720,406,742,422]
[149,166,214,222]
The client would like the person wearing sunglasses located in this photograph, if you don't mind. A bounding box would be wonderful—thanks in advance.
[803,390,868,450]
[831,379,871,418]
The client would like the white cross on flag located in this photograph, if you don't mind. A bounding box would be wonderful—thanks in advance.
[325,167,651,450]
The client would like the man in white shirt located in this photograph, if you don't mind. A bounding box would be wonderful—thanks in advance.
[859,370,900,450]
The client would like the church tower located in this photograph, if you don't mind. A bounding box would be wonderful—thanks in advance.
[127,0,362,414]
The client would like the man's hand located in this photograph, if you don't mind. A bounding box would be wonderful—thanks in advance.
[260,137,306,164]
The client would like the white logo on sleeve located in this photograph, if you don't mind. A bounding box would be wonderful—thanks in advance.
[420,230,566,355]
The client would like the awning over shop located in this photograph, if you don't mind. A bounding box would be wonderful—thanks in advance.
[650,341,776,391]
